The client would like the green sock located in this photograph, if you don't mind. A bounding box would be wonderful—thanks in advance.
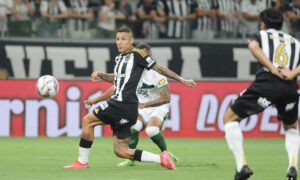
[150,132,167,152]
[129,129,140,149]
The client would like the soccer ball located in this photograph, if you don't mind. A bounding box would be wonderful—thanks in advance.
[36,75,59,98]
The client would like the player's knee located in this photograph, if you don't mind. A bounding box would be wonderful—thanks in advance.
[146,126,160,137]
[131,120,143,132]
[114,147,128,158]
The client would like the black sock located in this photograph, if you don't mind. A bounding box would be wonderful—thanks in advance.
[133,149,143,162]
[79,138,93,148]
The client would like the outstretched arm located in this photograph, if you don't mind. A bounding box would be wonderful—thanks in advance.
[152,64,196,88]
[139,86,170,109]
[85,86,114,107]
[91,71,115,83]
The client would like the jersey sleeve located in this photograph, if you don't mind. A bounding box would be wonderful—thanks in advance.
[133,49,156,70]
[248,32,261,45]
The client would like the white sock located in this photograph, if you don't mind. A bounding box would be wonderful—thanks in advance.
[78,147,90,164]
[225,121,245,172]
[140,151,161,164]
[285,128,300,170]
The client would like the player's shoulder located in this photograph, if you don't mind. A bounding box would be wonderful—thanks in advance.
[131,48,148,58]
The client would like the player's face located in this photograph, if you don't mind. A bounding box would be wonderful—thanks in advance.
[116,32,133,54]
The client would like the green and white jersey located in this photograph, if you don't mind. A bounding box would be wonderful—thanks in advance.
[137,69,169,107]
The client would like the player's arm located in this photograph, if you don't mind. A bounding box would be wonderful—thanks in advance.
[90,71,115,83]
[85,86,114,106]
[248,40,282,78]
[279,58,300,80]
[139,86,170,109]
[152,63,196,88]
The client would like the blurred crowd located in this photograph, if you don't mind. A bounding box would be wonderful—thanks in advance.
[0,0,299,40]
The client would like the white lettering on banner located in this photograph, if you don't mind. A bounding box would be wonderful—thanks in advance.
[88,48,109,73]
[152,47,172,68]
[240,115,258,131]
[217,94,237,131]
[46,47,88,79]
[66,86,81,137]
[25,99,59,137]
[0,99,24,136]
[181,47,202,79]
[260,106,279,132]
[5,45,26,78]
[164,94,180,131]
[26,46,44,78]
[196,94,218,131]
[233,48,256,80]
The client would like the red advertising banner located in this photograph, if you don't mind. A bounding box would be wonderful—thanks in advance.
[0,80,297,138]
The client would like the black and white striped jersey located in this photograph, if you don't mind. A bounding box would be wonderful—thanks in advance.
[217,0,235,32]
[166,0,193,38]
[192,0,213,31]
[111,48,156,103]
[250,29,300,79]
[67,0,90,31]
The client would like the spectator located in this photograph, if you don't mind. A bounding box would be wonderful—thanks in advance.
[116,0,136,31]
[8,0,35,37]
[279,3,293,34]
[241,0,265,37]
[164,0,193,39]
[0,0,9,36]
[136,0,164,39]
[38,0,69,38]
[191,0,217,40]
[66,0,94,39]
[290,0,300,37]
[97,0,124,39]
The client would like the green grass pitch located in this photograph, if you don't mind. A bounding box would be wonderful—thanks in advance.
[0,137,291,180]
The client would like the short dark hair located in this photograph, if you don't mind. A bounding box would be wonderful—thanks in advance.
[136,42,151,54]
[117,26,133,36]
[259,8,283,30]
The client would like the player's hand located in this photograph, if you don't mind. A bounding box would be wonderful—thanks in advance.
[84,98,97,107]
[182,79,196,88]
[270,67,283,79]
[91,71,102,82]
[278,65,295,80]
[138,103,145,109]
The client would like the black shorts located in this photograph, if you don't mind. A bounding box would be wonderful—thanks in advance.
[93,99,138,138]
[231,76,299,125]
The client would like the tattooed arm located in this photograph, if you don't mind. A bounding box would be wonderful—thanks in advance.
[139,86,170,109]
[90,71,115,83]
[152,64,196,88]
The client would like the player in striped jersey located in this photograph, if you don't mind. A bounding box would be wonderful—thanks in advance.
[223,8,300,180]
[117,42,179,167]
[64,27,195,170]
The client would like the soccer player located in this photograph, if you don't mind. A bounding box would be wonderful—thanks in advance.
[64,26,196,170]
[223,8,300,180]
[117,42,179,167]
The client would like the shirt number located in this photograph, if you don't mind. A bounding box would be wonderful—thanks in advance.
[275,44,288,65]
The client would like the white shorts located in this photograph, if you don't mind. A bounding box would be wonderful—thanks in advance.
[138,105,169,124]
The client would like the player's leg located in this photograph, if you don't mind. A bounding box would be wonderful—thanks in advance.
[224,108,246,170]
[113,136,176,170]
[129,115,145,149]
[146,116,179,165]
[284,121,299,180]
[63,112,106,169]
[117,116,145,167]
